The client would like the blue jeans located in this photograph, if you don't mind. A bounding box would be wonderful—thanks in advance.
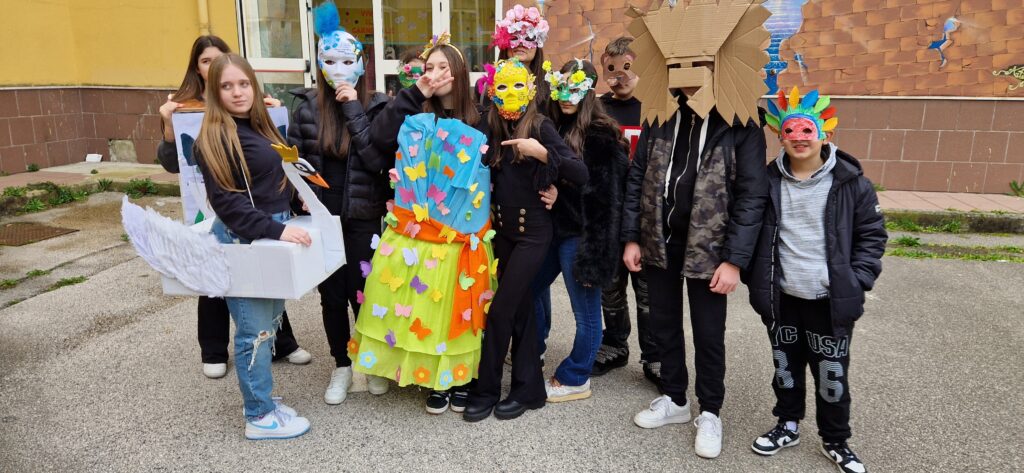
[531,236,603,386]
[211,212,290,419]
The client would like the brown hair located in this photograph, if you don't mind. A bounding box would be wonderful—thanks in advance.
[602,36,636,61]
[196,54,286,193]
[549,60,627,157]
[170,35,232,103]
[316,66,371,161]
[399,47,424,65]
[423,45,479,126]
[485,96,545,169]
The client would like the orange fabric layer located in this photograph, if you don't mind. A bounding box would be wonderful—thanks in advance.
[393,206,493,341]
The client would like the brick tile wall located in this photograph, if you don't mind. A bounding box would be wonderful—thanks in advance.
[0,88,170,175]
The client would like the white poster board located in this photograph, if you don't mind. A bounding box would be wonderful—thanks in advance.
[171,107,291,224]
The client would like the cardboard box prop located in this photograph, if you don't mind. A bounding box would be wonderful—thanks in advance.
[627,0,771,126]
[122,143,345,300]
[170,107,290,224]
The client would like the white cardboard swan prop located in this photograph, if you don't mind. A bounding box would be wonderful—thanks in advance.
[121,144,345,299]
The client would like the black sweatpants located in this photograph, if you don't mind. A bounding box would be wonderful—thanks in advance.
[470,207,549,407]
[318,218,380,367]
[645,243,727,415]
[770,293,853,443]
[600,264,656,361]
[196,296,299,364]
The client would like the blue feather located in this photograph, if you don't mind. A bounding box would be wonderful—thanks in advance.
[767,99,780,117]
[800,90,819,111]
[313,2,341,37]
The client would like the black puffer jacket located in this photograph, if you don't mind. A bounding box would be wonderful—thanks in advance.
[286,87,390,220]
[745,146,887,338]
[621,107,769,277]
[551,122,628,287]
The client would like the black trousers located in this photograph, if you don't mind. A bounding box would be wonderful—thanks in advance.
[196,296,299,363]
[646,243,727,415]
[318,218,380,367]
[770,293,853,443]
[600,263,657,361]
[470,207,549,407]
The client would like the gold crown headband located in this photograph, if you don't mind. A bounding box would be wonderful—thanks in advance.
[419,32,465,61]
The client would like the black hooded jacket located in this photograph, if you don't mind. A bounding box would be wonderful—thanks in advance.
[745,146,888,337]
[286,87,390,220]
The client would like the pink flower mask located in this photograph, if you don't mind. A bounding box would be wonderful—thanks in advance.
[491,4,549,50]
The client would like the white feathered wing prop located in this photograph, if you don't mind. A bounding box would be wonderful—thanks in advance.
[121,196,231,296]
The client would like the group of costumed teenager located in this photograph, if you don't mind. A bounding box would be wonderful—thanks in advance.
[148,2,887,473]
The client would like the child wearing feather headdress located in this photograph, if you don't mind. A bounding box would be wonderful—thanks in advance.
[746,87,886,473]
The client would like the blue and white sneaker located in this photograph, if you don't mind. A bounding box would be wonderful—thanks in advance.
[820,442,867,473]
[241,397,296,417]
[244,406,310,440]
[752,423,800,455]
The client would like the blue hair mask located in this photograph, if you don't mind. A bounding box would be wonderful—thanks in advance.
[313,2,364,88]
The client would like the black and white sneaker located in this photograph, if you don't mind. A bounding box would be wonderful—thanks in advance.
[751,424,800,455]
[425,391,450,415]
[449,388,469,413]
[820,442,867,473]
[591,345,628,376]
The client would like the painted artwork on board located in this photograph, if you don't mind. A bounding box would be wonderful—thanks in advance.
[762,0,808,94]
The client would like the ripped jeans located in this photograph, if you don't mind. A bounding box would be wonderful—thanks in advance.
[211,212,290,419]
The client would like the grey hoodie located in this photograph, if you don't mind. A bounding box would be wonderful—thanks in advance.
[776,142,838,300]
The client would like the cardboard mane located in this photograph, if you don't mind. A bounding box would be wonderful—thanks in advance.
[627,0,771,126]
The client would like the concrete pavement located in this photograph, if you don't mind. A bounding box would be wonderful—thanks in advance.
[0,195,1022,471]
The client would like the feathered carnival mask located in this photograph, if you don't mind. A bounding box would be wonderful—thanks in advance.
[491,4,549,50]
[314,2,365,89]
[486,58,537,121]
[765,87,838,141]
[543,59,597,105]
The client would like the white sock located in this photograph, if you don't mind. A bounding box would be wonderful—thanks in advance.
[785,421,799,432]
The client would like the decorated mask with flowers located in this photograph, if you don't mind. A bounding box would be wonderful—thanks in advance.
[487,58,537,120]
[543,59,597,105]
[491,4,550,50]
[398,63,423,88]
[314,2,365,89]
[765,86,838,141]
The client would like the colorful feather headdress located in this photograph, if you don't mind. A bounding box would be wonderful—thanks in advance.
[765,87,838,140]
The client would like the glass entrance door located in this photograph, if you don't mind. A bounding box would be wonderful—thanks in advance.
[238,0,312,109]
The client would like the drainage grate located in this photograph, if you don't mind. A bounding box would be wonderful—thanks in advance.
[0,222,78,246]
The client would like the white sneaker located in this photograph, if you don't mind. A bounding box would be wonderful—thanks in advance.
[546,379,592,403]
[324,367,353,405]
[694,411,723,459]
[285,348,312,365]
[633,395,691,429]
[367,375,390,395]
[202,363,227,379]
[244,406,310,440]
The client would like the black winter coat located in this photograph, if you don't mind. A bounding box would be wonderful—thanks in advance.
[621,108,769,277]
[745,147,888,338]
[551,123,628,287]
[286,87,390,220]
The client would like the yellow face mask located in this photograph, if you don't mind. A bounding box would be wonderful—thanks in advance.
[487,58,536,120]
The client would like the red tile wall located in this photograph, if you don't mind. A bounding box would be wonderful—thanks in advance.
[0,88,171,175]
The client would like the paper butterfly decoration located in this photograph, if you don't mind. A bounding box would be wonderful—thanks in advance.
[402,247,419,266]
[403,221,421,238]
[430,289,443,302]
[370,234,380,249]
[395,303,413,317]
[398,187,417,204]
[379,267,404,291]
[372,304,388,318]
[404,162,427,181]
[458,272,476,291]
[431,246,448,261]
[356,289,365,304]
[410,275,429,294]
[426,184,447,204]
[379,241,395,256]
[410,318,432,340]
[360,260,372,278]
[385,330,397,348]
[424,259,438,269]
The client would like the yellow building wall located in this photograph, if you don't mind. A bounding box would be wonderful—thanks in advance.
[0,0,239,88]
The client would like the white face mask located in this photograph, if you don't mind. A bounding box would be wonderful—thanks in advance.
[317,30,364,89]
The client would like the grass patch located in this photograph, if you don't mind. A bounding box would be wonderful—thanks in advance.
[2,186,27,198]
[26,163,40,172]
[21,198,47,213]
[0,279,18,290]
[4,298,25,308]
[887,243,1024,263]
[1010,180,1024,198]
[893,235,921,247]
[47,276,88,291]
[124,178,157,199]
[121,233,130,242]
[873,183,886,192]
[885,217,965,234]
[96,178,113,192]
[25,269,50,278]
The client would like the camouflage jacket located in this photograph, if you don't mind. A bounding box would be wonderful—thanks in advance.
[621,108,769,278]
